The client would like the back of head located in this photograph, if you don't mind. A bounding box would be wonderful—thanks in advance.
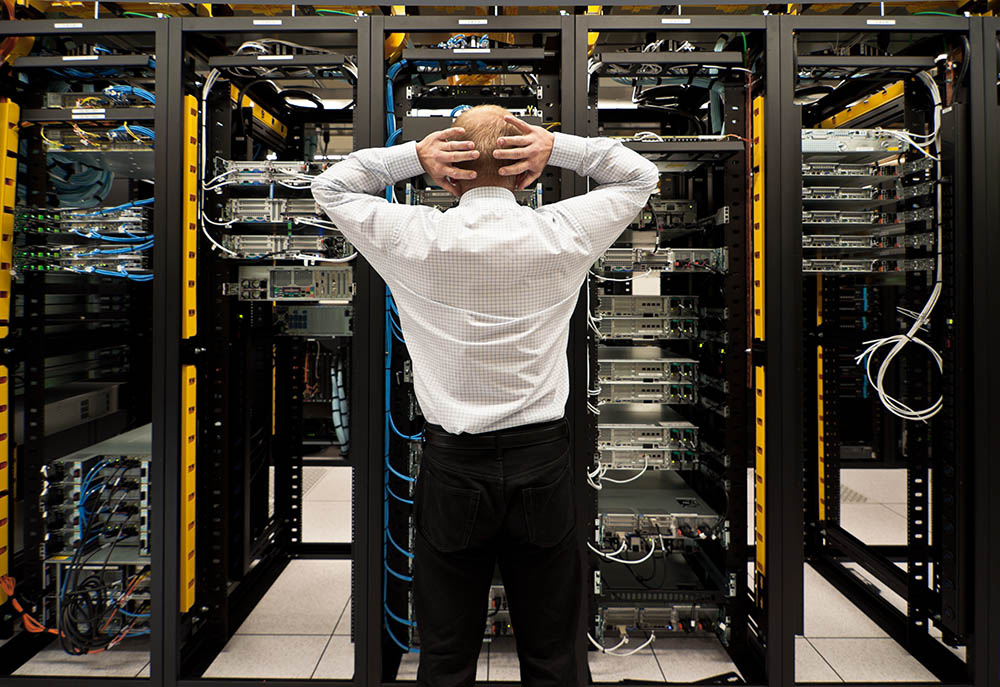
[452,105,520,190]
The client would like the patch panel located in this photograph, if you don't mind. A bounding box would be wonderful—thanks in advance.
[220,234,333,255]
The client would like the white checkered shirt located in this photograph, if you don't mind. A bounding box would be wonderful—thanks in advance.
[312,132,658,434]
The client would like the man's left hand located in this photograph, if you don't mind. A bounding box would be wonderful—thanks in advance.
[416,127,479,197]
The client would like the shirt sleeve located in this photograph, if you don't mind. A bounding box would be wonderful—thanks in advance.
[538,132,659,259]
[311,141,434,261]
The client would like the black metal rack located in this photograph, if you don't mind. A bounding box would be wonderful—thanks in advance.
[0,10,995,687]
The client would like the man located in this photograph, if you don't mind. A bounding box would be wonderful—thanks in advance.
[312,105,658,687]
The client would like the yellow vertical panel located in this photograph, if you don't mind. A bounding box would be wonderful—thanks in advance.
[0,365,7,496]
[817,345,826,521]
[182,95,198,339]
[754,366,766,590]
[0,495,7,604]
[180,366,197,613]
[751,96,765,342]
[751,93,766,601]
[0,101,19,340]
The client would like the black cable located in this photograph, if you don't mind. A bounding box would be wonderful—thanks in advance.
[276,89,324,110]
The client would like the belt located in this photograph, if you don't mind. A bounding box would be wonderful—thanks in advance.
[424,417,568,450]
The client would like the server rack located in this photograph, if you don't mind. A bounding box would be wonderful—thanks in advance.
[780,14,990,687]
[571,14,768,686]
[0,16,168,685]
[970,17,1000,687]
[169,15,371,687]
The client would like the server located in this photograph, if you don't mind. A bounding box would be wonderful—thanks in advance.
[0,19,160,671]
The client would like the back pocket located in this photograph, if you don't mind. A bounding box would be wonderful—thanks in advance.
[415,469,481,553]
[522,460,574,547]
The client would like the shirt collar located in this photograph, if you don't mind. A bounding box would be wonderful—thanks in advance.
[457,186,517,207]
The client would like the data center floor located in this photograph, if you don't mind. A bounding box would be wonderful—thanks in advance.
[9,467,942,682]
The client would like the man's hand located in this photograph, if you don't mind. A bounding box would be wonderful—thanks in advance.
[492,115,555,191]
[415,127,479,197]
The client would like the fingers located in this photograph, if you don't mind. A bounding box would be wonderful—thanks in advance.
[434,126,466,141]
[503,115,533,134]
[444,149,479,163]
[496,134,532,148]
[492,146,532,160]
[440,178,461,197]
[445,140,476,151]
[442,166,477,180]
[497,160,532,177]
[518,171,541,191]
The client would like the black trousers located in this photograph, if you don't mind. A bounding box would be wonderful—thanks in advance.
[413,417,582,687]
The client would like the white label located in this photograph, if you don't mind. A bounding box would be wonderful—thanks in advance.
[72,113,105,120]
[72,108,105,114]
[866,19,896,25]
[661,17,692,24]
[253,19,282,25]
[453,48,490,54]
[63,55,99,62]
[257,54,294,61]
[857,147,874,151]
[54,22,83,28]
[458,19,488,25]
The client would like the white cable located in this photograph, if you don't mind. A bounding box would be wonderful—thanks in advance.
[588,633,628,653]
[290,252,357,264]
[587,539,658,565]
[854,69,944,422]
[600,459,648,484]
[588,540,626,557]
[588,632,656,656]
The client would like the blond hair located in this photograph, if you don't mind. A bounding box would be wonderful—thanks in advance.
[452,105,520,189]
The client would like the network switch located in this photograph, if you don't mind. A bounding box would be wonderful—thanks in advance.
[597,404,698,450]
[596,347,697,382]
[405,183,541,209]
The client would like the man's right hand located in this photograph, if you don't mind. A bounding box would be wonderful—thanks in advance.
[492,115,555,191]
[415,127,479,197]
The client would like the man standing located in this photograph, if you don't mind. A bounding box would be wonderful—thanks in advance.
[312,105,658,687]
